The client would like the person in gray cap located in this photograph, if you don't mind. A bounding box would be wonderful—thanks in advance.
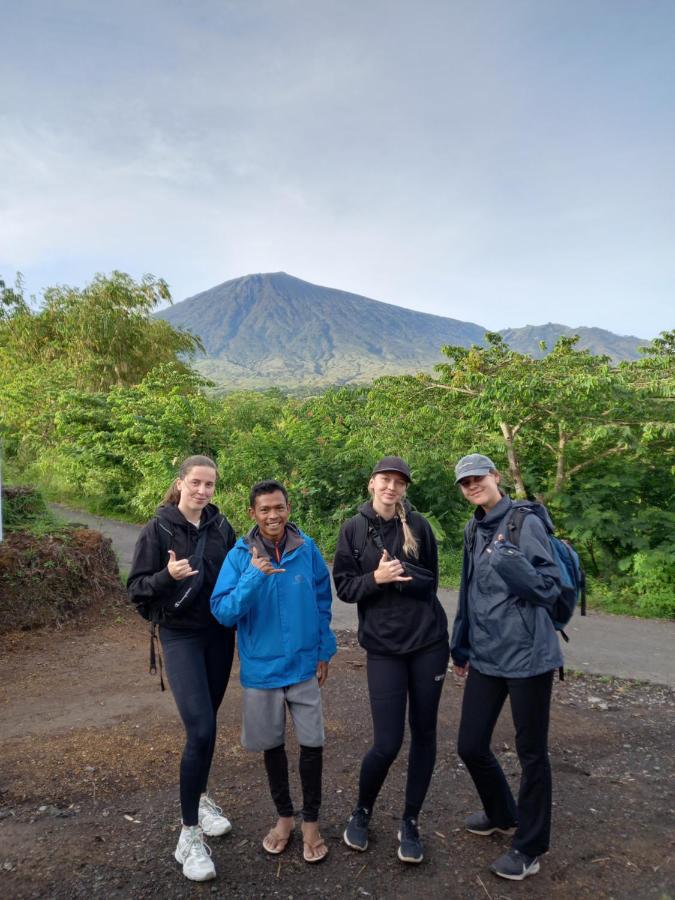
[450,453,562,882]
[332,456,450,866]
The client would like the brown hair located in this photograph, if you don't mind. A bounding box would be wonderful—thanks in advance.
[162,455,218,506]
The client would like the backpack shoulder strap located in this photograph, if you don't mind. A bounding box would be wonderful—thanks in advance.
[350,512,385,559]
[350,512,369,560]
[504,504,531,548]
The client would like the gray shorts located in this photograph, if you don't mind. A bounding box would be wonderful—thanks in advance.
[241,677,325,751]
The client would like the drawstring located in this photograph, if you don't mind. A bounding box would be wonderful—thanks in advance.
[149,622,166,691]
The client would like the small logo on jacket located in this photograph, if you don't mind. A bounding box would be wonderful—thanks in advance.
[434,672,446,681]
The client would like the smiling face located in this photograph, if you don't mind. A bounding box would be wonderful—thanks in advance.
[458,472,502,511]
[369,471,408,517]
[176,465,217,521]
[249,490,291,542]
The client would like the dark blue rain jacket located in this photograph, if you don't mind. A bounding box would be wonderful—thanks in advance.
[450,495,563,678]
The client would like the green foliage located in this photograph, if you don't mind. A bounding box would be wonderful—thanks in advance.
[1,485,62,535]
[2,268,673,615]
[626,550,675,617]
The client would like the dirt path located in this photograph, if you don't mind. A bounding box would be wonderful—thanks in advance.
[0,600,673,899]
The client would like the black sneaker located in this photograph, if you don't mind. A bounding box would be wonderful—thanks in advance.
[397,817,423,864]
[465,811,516,836]
[490,848,540,880]
[343,807,370,851]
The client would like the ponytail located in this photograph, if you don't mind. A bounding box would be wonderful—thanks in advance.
[161,455,218,507]
[162,480,182,506]
[396,501,419,559]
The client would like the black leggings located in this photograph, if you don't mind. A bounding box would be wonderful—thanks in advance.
[358,640,450,819]
[263,744,323,822]
[160,625,235,826]
[457,666,554,857]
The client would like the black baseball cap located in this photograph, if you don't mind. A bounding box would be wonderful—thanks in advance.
[371,456,411,483]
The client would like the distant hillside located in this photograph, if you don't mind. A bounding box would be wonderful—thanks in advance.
[500,323,650,359]
[157,272,649,389]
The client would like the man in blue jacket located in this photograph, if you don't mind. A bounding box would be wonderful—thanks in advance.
[210,480,336,864]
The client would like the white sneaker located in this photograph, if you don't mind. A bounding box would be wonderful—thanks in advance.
[199,794,233,837]
[174,825,216,881]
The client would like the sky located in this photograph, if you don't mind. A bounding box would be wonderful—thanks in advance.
[1,0,673,339]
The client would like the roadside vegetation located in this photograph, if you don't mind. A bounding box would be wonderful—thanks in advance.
[0,486,123,632]
[1,272,673,618]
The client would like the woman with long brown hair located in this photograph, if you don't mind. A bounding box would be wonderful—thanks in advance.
[332,456,449,865]
[127,455,236,882]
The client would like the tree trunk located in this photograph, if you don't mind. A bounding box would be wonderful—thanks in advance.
[553,427,568,493]
[500,422,527,497]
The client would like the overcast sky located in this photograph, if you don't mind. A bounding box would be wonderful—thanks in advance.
[1,0,673,339]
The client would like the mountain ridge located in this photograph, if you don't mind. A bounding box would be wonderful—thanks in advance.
[156,272,649,389]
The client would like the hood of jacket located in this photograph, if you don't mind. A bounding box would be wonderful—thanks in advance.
[155,502,221,531]
[357,499,413,524]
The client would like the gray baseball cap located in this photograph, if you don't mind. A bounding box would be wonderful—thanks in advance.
[454,453,496,484]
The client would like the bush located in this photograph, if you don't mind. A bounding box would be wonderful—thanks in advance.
[2,485,56,533]
[0,528,124,633]
[629,550,675,618]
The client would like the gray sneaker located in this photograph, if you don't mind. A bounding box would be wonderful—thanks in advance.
[490,848,540,880]
[343,807,370,851]
[465,811,516,835]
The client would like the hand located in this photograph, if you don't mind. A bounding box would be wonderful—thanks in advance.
[250,545,285,576]
[452,661,469,678]
[316,660,328,687]
[373,549,413,585]
[486,533,505,555]
[167,549,198,581]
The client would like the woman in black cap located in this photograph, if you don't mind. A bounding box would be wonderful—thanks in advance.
[450,453,562,882]
[332,456,449,865]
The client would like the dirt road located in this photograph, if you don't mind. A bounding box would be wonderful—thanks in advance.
[0,598,673,899]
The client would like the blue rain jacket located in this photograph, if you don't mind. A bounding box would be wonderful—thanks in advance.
[210,526,336,689]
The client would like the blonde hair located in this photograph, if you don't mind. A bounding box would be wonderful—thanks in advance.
[396,500,419,559]
[162,455,218,506]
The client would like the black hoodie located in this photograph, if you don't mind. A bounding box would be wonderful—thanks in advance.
[332,501,448,655]
[127,502,235,630]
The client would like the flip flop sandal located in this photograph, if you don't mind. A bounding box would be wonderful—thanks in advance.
[262,828,293,855]
[303,836,329,864]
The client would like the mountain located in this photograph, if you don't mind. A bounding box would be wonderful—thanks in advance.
[499,323,650,359]
[157,272,649,389]
[157,272,485,388]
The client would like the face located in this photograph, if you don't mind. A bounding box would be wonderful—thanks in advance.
[369,472,408,510]
[177,465,217,517]
[249,490,291,542]
[458,472,502,510]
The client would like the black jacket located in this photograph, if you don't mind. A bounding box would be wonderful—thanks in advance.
[332,501,449,655]
[127,502,236,630]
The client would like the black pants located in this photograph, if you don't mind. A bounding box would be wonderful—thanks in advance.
[457,666,554,858]
[161,625,235,826]
[358,640,450,819]
[264,744,323,822]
